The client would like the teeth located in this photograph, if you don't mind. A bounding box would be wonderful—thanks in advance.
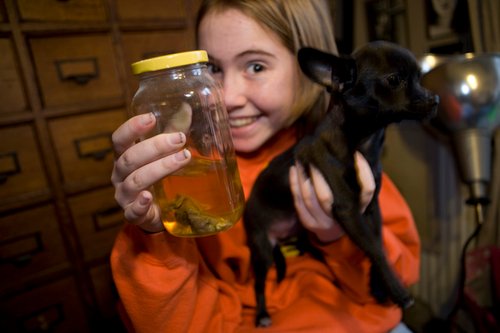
[229,117,258,128]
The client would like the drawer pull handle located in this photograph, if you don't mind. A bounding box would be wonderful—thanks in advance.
[0,151,21,184]
[0,232,43,266]
[20,304,64,332]
[92,205,123,231]
[74,132,112,161]
[55,57,99,85]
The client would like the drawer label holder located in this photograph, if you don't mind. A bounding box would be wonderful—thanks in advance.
[0,151,21,184]
[55,57,99,85]
[74,132,113,161]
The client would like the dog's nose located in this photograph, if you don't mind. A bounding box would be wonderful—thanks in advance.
[427,94,440,118]
[431,94,440,106]
[423,92,439,107]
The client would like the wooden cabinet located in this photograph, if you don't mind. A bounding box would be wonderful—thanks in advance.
[0,276,90,332]
[49,110,125,192]
[0,205,69,294]
[116,0,187,21]
[30,34,123,109]
[121,30,194,94]
[69,187,123,262]
[16,0,107,22]
[0,0,199,331]
[0,125,50,206]
[0,38,27,114]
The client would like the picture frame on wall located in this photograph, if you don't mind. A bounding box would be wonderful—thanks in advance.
[425,0,474,54]
[364,0,408,47]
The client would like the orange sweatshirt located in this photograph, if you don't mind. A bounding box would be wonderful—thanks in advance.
[110,129,420,333]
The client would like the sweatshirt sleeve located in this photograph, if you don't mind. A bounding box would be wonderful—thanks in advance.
[110,224,242,333]
[314,173,421,304]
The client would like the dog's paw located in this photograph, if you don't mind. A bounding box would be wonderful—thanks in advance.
[402,295,415,309]
[256,314,272,327]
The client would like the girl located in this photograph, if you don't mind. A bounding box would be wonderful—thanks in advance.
[110,0,420,332]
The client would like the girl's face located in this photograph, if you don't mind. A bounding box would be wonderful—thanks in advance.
[198,9,300,153]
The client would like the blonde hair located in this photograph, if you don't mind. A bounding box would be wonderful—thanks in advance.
[196,0,338,136]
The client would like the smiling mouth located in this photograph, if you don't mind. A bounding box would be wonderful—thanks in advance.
[229,116,259,128]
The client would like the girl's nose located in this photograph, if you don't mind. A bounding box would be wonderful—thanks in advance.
[222,72,247,112]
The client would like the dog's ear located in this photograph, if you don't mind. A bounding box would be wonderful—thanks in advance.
[298,47,357,91]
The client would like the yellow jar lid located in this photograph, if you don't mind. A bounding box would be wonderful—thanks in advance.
[131,50,208,75]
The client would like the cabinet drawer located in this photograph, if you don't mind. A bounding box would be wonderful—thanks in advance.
[90,263,120,319]
[30,34,123,109]
[0,38,28,114]
[117,0,186,20]
[69,187,123,262]
[0,276,89,332]
[0,205,69,294]
[122,31,194,94]
[0,125,50,208]
[17,0,107,22]
[49,109,126,192]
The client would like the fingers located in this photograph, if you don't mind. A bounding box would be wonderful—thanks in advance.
[112,131,187,184]
[293,163,334,227]
[115,148,191,205]
[110,113,192,231]
[289,164,319,228]
[112,113,156,156]
[123,191,165,233]
[309,165,334,214]
[290,163,345,243]
[353,152,376,212]
[289,153,376,243]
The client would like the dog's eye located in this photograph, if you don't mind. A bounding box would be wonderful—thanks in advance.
[384,74,403,88]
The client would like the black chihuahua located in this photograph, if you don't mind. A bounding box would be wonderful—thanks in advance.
[243,41,439,327]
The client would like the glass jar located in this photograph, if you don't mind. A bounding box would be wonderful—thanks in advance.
[131,50,244,237]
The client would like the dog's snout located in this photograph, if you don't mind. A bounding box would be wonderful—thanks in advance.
[424,93,439,119]
[409,90,439,120]
[432,95,439,106]
[429,93,440,106]
[427,93,439,111]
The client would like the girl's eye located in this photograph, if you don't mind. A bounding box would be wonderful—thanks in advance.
[248,63,264,74]
[208,63,221,74]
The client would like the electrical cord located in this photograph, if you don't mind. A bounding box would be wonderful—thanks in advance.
[447,129,500,326]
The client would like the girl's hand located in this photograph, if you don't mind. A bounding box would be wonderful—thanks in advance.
[289,152,376,243]
[111,113,191,233]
